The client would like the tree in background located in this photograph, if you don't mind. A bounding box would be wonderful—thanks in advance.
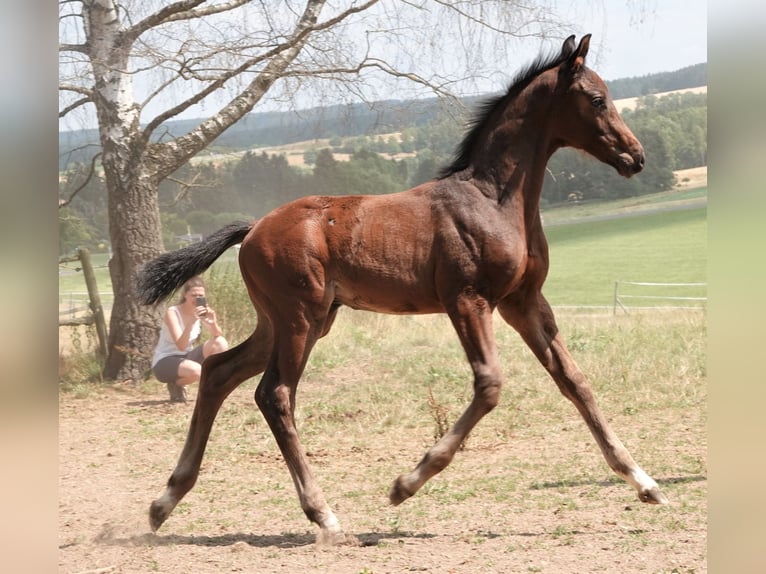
[59,0,565,381]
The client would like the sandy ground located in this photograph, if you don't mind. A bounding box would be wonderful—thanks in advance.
[59,378,706,574]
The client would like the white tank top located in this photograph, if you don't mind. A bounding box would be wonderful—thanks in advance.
[151,305,201,367]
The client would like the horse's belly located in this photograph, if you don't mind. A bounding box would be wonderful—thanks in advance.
[333,279,442,315]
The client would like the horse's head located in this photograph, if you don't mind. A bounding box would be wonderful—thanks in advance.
[552,34,645,178]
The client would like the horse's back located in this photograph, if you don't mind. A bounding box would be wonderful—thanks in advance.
[239,188,446,313]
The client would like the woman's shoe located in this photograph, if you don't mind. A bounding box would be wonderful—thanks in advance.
[167,382,187,403]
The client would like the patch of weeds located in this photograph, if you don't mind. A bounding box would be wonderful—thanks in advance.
[426,385,469,450]
[450,487,478,502]
[421,481,447,497]
[386,513,402,534]
[550,524,576,546]
[471,534,488,545]
[59,346,103,393]
[173,503,191,516]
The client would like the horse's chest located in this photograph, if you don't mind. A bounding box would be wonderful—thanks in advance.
[479,239,529,293]
[443,228,529,295]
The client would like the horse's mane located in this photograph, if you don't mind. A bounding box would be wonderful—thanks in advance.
[437,48,568,179]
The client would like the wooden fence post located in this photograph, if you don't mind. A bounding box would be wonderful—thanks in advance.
[77,247,109,359]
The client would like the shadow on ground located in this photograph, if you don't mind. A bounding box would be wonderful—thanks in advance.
[95,529,436,549]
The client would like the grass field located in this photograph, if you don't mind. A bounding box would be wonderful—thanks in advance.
[543,206,707,306]
[59,308,707,572]
[540,186,707,225]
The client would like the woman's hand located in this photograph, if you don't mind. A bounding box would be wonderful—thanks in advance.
[198,306,222,336]
[194,302,209,319]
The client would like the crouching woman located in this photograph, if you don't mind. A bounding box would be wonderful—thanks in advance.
[151,275,228,402]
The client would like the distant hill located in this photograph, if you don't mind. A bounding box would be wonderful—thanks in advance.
[607,63,706,99]
[59,63,706,170]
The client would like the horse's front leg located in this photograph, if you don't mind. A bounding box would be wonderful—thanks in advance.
[498,294,668,505]
[390,294,503,505]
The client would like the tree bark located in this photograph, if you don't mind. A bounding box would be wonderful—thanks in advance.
[101,159,165,380]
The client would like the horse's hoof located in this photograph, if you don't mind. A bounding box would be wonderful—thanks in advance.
[149,499,171,532]
[389,476,414,506]
[638,486,669,505]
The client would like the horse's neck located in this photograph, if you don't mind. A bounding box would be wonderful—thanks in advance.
[484,89,556,224]
[473,129,549,235]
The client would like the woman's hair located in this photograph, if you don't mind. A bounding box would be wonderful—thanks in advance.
[176,275,205,304]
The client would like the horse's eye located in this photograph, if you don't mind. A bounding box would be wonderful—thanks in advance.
[591,96,606,109]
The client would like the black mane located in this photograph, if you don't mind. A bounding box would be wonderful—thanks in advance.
[437,48,568,179]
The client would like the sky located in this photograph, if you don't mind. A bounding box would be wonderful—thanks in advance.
[552,0,707,82]
[58,1,707,132]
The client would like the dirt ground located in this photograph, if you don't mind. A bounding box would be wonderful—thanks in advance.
[59,376,706,574]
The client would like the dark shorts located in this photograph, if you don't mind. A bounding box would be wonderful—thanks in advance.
[152,345,205,384]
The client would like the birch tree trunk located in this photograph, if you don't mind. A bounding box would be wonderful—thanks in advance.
[81,0,163,379]
[84,0,325,380]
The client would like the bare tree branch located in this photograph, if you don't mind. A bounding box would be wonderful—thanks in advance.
[160,171,210,208]
[60,83,94,98]
[431,0,555,37]
[122,0,207,44]
[60,96,93,118]
[60,42,88,53]
[142,0,379,143]
[59,152,102,209]
[160,0,253,23]
[57,0,574,381]
[283,57,461,103]
[123,0,253,45]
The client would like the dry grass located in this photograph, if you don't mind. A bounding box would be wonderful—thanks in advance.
[59,309,706,573]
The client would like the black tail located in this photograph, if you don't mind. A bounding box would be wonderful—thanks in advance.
[136,220,253,305]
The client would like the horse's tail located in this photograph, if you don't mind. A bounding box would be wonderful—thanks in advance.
[137,220,254,305]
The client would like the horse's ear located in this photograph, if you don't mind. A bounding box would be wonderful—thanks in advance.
[567,34,592,73]
[561,35,576,59]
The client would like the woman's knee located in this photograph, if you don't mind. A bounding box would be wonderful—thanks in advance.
[177,360,201,385]
[206,335,229,356]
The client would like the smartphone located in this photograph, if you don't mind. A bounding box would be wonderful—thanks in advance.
[195,296,207,315]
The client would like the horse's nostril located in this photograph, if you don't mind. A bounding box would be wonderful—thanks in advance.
[633,151,645,173]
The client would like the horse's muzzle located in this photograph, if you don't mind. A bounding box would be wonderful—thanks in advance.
[617,150,645,177]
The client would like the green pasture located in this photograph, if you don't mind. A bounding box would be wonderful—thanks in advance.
[543,206,707,306]
[59,252,113,293]
[540,186,707,224]
[59,203,707,310]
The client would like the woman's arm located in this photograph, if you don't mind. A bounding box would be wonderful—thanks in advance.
[165,308,199,351]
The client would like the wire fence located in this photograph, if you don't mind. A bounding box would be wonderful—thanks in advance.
[59,248,110,358]
[59,291,114,320]
[613,281,707,314]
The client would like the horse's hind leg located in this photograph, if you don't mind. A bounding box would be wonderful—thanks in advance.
[390,295,503,505]
[149,320,273,532]
[498,293,668,505]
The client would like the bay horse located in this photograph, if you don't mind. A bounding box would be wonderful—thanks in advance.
[138,34,667,545]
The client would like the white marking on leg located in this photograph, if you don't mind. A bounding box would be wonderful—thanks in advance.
[627,466,659,492]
